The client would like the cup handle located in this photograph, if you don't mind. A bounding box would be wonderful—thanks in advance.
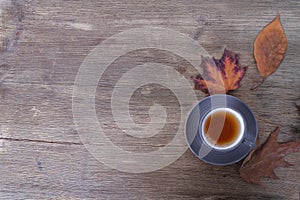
[242,139,256,148]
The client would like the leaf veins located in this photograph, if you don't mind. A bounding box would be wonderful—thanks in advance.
[239,127,300,184]
[192,49,247,95]
[252,13,287,89]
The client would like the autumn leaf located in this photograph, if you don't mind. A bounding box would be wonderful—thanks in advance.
[252,13,287,90]
[192,49,247,95]
[239,127,300,184]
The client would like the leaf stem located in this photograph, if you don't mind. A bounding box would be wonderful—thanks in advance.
[250,78,265,90]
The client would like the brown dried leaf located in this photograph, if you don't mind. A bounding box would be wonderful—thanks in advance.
[192,49,247,95]
[252,14,287,89]
[239,127,300,184]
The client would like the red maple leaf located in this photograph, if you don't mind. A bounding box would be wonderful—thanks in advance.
[192,49,247,95]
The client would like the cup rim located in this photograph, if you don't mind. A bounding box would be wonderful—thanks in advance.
[200,107,245,151]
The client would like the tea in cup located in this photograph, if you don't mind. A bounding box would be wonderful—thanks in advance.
[201,108,245,150]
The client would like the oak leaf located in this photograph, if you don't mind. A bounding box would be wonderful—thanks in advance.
[192,49,247,95]
[252,14,287,89]
[239,127,300,184]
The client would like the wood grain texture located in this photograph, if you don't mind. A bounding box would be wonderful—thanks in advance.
[0,0,299,199]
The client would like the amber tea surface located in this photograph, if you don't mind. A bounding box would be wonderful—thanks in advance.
[203,110,241,147]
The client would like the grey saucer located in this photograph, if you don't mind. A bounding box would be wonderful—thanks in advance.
[185,94,258,165]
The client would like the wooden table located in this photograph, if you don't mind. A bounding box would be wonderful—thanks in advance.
[0,0,299,199]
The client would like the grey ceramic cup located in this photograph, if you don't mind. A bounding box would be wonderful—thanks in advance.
[185,94,258,165]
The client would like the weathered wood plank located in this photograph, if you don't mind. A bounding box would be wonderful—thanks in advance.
[0,0,299,199]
